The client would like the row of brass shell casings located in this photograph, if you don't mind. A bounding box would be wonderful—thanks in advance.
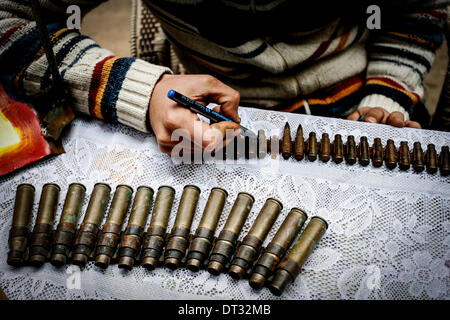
[268,216,328,296]
[50,183,86,267]
[186,187,228,272]
[95,185,133,269]
[207,192,255,275]
[228,198,283,280]
[118,186,154,270]
[249,208,308,290]
[164,185,201,270]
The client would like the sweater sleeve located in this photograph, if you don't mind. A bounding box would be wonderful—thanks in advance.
[0,0,171,133]
[359,1,448,120]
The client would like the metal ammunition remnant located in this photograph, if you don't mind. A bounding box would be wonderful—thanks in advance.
[281,122,292,160]
[268,217,328,296]
[425,144,438,174]
[257,130,267,159]
[72,183,111,266]
[247,136,257,160]
[118,186,154,270]
[186,188,228,272]
[249,208,308,290]
[345,135,357,165]
[411,142,425,173]
[306,132,318,162]
[319,133,331,163]
[7,184,35,267]
[50,183,86,267]
[164,185,200,270]
[141,186,175,270]
[229,198,282,280]
[293,124,305,161]
[384,139,398,169]
[29,183,60,267]
[358,136,370,166]
[208,192,255,275]
[95,185,133,269]
[371,138,384,168]
[331,134,344,164]
[235,135,245,160]
[399,141,411,171]
[439,146,450,176]
[268,135,280,159]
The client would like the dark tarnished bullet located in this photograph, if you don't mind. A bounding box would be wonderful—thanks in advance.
[229,198,282,280]
[164,185,200,270]
[399,141,411,171]
[141,186,175,270]
[371,138,384,168]
[439,146,450,176]
[332,134,344,164]
[294,124,305,161]
[186,187,228,272]
[345,135,357,165]
[319,133,331,163]
[7,184,35,267]
[208,192,254,276]
[425,144,438,174]
[385,139,398,169]
[29,183,60,267]
[411,142,425,173]
[268,217,328,296]
[249,208,307,290]
[358,136,370,166]
[257,130,267,159]
[50,183,86,267]
[72,183,111,267]
[306,132,318,162]
[281,122,292,160]
[95,185,133,269]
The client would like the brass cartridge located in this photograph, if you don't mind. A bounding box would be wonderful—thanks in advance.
[118,186,154,270]
[164,185,200,270]
[268,216,328,296]
[411,142,425,173]
[7,184,35,267]
[439,146,450,176]
[331,134,344,164]
[371,138,384,168]
[257,130,267,159]
[229,198,282,280]
[186,187,228,272]
[208,192,254,275]
[281,122,292,160]
[95,184,133,269]
[29,183,60,267]
[345,135,357,165]
[384,139,398,169]
[399,141,411,171]
[50,183,86,267]
[293,124,305,161]
[306,132,318,162]
[249,208,307,290]
[141,186,175,270]
[72,183,111,266]
[358,136,370,166]
[319,133,331,163]
[425,144,438,174]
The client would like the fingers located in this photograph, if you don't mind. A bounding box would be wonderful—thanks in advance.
[364,107,388,124]
[405,120,421,129]
[347,109,362,121]
[386,112,405,128]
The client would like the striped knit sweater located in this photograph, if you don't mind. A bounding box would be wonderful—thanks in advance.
[0,1,448,133]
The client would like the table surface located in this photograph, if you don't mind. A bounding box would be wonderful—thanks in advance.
[0,108,449,300]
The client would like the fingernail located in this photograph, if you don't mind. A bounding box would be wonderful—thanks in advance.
[236,117,242,124]
[366,117,377,123]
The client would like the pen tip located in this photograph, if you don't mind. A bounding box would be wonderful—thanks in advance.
[167,90,175,98]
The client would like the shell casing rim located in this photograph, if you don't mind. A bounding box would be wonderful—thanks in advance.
[93,182,111,191]
[158,185,176,193]
[310,216,329,229]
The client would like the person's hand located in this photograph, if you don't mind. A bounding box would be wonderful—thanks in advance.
[149,74,242,154]
[347,107,421,129]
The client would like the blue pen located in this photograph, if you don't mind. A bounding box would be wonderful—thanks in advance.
[167,89,257,138]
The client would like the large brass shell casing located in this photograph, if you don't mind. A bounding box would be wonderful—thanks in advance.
[294,124,305,161]
[229,198,282,280]
[411,142,425,173]
[186,187,228,272]
[95,184,133,269]
[384,139,398,169]
[268,217,328,296]
[7,184,35,267]
[29,183,60,267]
[425,144,438,174]
[164,185,200,270]
[331,134,344,164]
[319,133,331,163]
[439,146,450,176]
[345,135,357,165]
[358,136,370,166]
[249,208,307,290]
[207,192,254,275]
[371,138,384,168]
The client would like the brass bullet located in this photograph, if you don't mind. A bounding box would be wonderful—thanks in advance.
[257,130,267,159]
[293,124,305,161]
[371,138,384,168]
[345,135,357,165]
[306,132,318,162]
[384,139,398,169]
[411,142,425,173]
[319,133,331,163]
[332,134,344,164]
[358,136,370,166]
[439,146,450,176]
[399,141,411,171]
[425,144,438,174]
[281,122,292,160]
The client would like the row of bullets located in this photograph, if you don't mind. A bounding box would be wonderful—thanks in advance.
[7,183,328,296]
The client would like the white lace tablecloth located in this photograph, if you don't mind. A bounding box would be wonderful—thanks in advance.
[0,108,449,300]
